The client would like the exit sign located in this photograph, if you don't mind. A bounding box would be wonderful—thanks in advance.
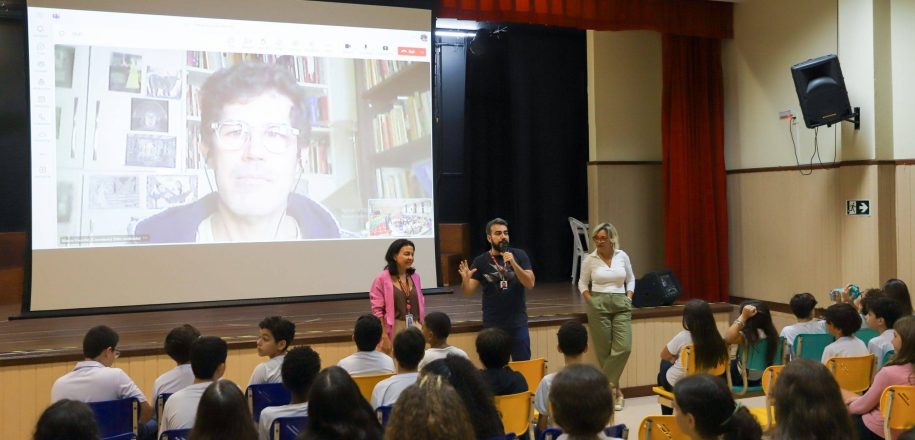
[846,200,871,216]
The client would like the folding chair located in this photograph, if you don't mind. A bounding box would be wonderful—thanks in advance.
[747,365,783,430]
[376,405,393,427]
[509,358,546,391]
[792,333,834,362]
[568,217,590,282]
[652,344,727,409]
[496,391,533,439]
[246,383,291,422]
[825,354,876,393]
[883,350,896,366]
[155,393,173,422]
[880,385,915,439]
[638,415,690,440]
[88,397,140,438]
[352,372,395,403]
[270,416,308,440]
[728,337,784,395]
[158,429,190,440]
[855,328,880,346]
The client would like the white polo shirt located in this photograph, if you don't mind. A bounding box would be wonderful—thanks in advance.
[258,402,308,440]
[821,336,869,364]
[417,346,469,371]
[153,364,195,399]
[370,372,419,409]
[534,371,557,415]
[248,354,286,387]
[51,360,147,404]
[337,351,396,376]
[868,329,896,368]
[158,381,211,436]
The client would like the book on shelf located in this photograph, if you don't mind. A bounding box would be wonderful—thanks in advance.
[363,60,414,90]
[307,96,329,126]
[374,167,412,198]
[304,136,332,175]
[370,90,432,152]
[186,123,201,169]
[187,84,201,118]
[186,52,324,84]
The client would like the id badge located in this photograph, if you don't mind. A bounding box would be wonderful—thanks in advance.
[405,313,415,327]
[499,280,509,290]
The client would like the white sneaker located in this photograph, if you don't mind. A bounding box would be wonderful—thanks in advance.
[615,392,624,411]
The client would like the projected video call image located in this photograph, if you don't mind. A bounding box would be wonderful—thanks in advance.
[53,46,433,247]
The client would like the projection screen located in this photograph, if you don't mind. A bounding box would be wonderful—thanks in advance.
[25,0,435,313]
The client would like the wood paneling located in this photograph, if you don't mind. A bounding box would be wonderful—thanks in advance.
[898,165,915,284]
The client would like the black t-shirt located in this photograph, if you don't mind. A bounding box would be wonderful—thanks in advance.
[481,367,530,396]
[471,247,532,328]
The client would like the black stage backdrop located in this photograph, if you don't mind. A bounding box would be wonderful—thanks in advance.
[461,25,588,282]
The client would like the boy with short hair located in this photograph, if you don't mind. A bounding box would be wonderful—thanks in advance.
[159,336,228,435]
[821,303,869,364]
[51,325,154,426]
[248,316,295,386]
[534,320,589,431]
[338,314,395,375]
[153,324,200,399]
[780,293,827,359]
[258,346,321,440]
[866,296,905,367]
[476,327,528,396]
[370,328,425,409]
[418,311,468,370]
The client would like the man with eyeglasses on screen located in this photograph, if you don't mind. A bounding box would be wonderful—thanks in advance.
[136,62,340,243]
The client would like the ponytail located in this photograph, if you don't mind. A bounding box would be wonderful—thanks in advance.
[721,404,763,440]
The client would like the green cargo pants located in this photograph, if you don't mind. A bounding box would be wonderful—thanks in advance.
[585,292,632,389]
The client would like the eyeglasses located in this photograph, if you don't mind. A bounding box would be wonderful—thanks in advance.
[209,120,300,154]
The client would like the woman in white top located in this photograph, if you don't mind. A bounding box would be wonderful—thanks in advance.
[578,223,635,410]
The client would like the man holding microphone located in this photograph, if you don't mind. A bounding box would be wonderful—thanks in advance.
[458,218,536,361]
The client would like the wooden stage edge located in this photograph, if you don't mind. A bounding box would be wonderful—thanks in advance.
[0,282,734,367]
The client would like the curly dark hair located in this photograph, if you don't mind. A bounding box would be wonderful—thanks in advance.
[420,355,504,439]
[384,375,475,440]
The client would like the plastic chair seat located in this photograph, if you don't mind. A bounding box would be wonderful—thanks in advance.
[509,358,546,391]
[826,354,876,393]
[246,383,292,422]
[352,373,395,403]
[638,415,689,439]
[793,333,835,362]
[495,391,533,439]
[729,337,785,395]
[270,416,308,440]
[88,397,140,438]
[855,328,880,346]
[568,217,589,282]
[880,385,915,439]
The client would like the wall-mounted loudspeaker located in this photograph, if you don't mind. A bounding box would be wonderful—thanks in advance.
[791,54,859,129]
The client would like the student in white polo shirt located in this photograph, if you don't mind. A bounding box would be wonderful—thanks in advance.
[780,293,828,359]
[50,325,154,439]
[418,312,468,371]
[370,328,424,409]
[822,303,869,364]
[153,324,200,400]
[248,316,296,387]
[159,336,228,436]
[865,296,905,368]
[338,314,396,376]
[257,346,321,440]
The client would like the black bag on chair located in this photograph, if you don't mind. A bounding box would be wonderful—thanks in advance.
[632,269,682,308]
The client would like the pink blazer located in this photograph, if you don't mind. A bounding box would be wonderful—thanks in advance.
[370,270,425,339]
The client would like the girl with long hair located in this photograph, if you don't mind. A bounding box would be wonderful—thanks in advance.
[771,359,855,440]
[673,374,762,440]
[723,300,779,386]
[420,355,505,440]
[299,366,382,440]
[189,380,257,440]
[384,375,475,440]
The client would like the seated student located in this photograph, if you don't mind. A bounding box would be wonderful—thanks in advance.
[34,399,100,440]
[883,278,913,316]
[370,328,424,409]
[672,374,762,440]
[248,316,295,386]
[189,380,258,440]
[257,346,320,440]
[780,292,827,359]
[658,300,728,415]
[723,300,779,386]
[534,320,589,432]
[549,364,622,440]
[337,314,396,376]
[153,324,200,400]
[303,366,383,440]
[866,296,905,368]
[384,375,476,440]
[159,336,228,435]
[822,303,869,363]
[50,325,154,426]
[421,356,505,440]
[476,327,529,396]
[843,315,915,440]
[417,311,468,370]
[771,359,855,440]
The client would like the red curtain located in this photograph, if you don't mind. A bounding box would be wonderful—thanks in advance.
[438,0,732,39]
[662,34,728,302]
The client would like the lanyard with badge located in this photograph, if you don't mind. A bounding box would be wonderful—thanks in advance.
[490,253,510,290]
[397,275,415,327]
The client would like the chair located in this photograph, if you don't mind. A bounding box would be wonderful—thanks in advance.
[509,357,547,391]
[792,333,834,362]
[158,429,190,440]
[495,391,533,439]
[605,423,629,439]
[155,393,173,422]
[728,337,785,395]
[376,405,393,427]
[88,397,140,438]
[568,217,589,282]
[883,350,896,366]
[638,415,690,440]
[652,345,727,409]
[855,328,880,346]
[270,416,308,440]
[826,354,876,393]
[747,365,784,430]
[352,373,395,403]
[246,383,291,422]
[880,385,915,439]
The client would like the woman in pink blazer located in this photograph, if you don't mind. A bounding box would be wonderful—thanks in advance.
[370,239,426,342]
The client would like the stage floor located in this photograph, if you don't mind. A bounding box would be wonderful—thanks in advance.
[1,281,598,365]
